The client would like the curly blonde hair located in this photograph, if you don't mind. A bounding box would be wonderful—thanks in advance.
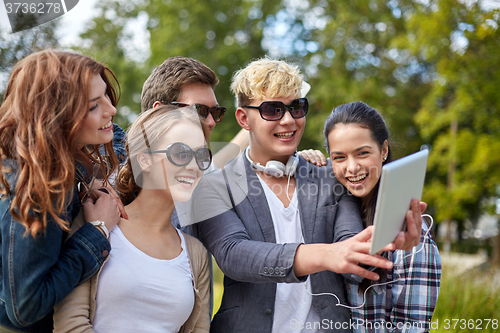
[230,57,303,107]
[0,49,120,236]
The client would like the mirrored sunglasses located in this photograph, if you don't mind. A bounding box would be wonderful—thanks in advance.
[243,98,308,121]
[149,142,212,171]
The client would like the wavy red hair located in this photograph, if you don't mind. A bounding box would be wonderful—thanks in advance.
[0,49,120,236]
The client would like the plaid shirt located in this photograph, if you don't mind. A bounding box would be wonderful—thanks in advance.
[347,220,441,333]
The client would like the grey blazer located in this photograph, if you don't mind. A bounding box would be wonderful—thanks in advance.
[191,154,363,333]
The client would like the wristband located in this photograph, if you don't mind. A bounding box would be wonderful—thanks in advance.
[89,220,110,239]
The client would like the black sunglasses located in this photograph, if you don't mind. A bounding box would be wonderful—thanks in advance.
[243,98,308,121]
[149,142,212,171]
[169,102,226,123]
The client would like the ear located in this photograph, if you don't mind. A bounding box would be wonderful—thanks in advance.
[153,101,163,109]
[235,107,251,131]
[137,152,153,172]
[382,140,389,158]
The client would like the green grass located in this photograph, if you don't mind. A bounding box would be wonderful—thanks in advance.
[430,264,500,332]
[212,258,224,318]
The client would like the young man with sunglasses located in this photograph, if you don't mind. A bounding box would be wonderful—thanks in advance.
[188,58,412,333]
[140,56,327,169]
[141,56,250,169]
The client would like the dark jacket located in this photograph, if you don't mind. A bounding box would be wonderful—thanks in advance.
[0,125,126,332]
[191,154,364,333]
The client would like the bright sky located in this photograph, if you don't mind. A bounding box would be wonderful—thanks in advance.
[0,0,99,43]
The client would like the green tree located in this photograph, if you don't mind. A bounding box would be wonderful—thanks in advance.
[294,0,430,155]
[406,0,500,255]
[142,0,284,143]
[70,0,149,129]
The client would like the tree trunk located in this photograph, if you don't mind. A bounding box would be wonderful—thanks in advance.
[443,120,458,254]
[492,225,500,266]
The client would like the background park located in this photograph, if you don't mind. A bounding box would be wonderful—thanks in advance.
[1,0,499,331]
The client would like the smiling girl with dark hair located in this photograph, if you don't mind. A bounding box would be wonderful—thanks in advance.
[324,101,441,332]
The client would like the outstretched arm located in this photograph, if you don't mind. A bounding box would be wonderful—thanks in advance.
[212,129,249,168]
[293,226,395,280]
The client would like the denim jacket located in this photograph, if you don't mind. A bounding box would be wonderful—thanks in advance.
[0,124,126,332]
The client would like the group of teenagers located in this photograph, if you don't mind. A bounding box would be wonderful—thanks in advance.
[0,49,441,333]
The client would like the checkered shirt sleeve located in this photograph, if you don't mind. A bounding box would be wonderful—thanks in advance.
[348,219,442,333]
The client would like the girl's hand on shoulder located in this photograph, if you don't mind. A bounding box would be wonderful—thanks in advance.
[82,190,121,234]
[298,149,327,167]
[93,179,128,219]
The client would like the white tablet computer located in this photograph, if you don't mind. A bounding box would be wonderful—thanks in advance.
[369,149,429,255]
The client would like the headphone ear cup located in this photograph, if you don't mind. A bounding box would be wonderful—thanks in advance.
[264,161,286,178]
[285,155,299,177]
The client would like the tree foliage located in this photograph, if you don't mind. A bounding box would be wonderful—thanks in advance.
[141,0,280,143]
[71,0,149,129]
[407,0,500,224]
[0,21,58,100]
[74,0,500,241]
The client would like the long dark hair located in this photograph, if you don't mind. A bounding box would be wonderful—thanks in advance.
[324,101,392,292]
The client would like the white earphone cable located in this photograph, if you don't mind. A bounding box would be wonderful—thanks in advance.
[305,214,434,309]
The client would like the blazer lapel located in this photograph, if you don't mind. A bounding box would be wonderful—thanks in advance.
[296,158,318,244]
[232,155,276,243]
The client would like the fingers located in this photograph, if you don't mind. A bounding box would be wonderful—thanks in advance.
[346,263,381,281]
[410,199,422,247]
[333,249,393,280]
[395,199,422,250]
[298,149,314,161]
[352,225,374,242]
[92,183,128,219]
[309,149,327,166]
[420,201,427,214]
[393,232,406,250]
[82,191,121,234]
[297,149,327,167]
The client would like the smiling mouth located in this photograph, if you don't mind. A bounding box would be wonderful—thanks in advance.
[274,131,295,139]
[347,174,367,184]
[99,121,113,130]
[175,176,195,185]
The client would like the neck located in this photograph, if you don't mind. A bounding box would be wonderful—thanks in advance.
[247,146,293,166]
[125,189,176,232]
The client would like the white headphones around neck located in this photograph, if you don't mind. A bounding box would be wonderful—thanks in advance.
[245,148,299,178]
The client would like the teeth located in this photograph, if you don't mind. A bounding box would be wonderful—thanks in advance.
[347,175,367,183]
[176,176,195,185]
[99,121,112,130]
[275,132,294,138]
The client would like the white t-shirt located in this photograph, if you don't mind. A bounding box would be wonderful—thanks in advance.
[258,176,324,333]
[93,227,195,333]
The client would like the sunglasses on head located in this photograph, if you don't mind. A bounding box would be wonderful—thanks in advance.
[149,142,212,171]
[243,98,308,121]
[169,102,226,123]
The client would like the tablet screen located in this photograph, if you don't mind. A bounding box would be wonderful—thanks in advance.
[369,149,429,255]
